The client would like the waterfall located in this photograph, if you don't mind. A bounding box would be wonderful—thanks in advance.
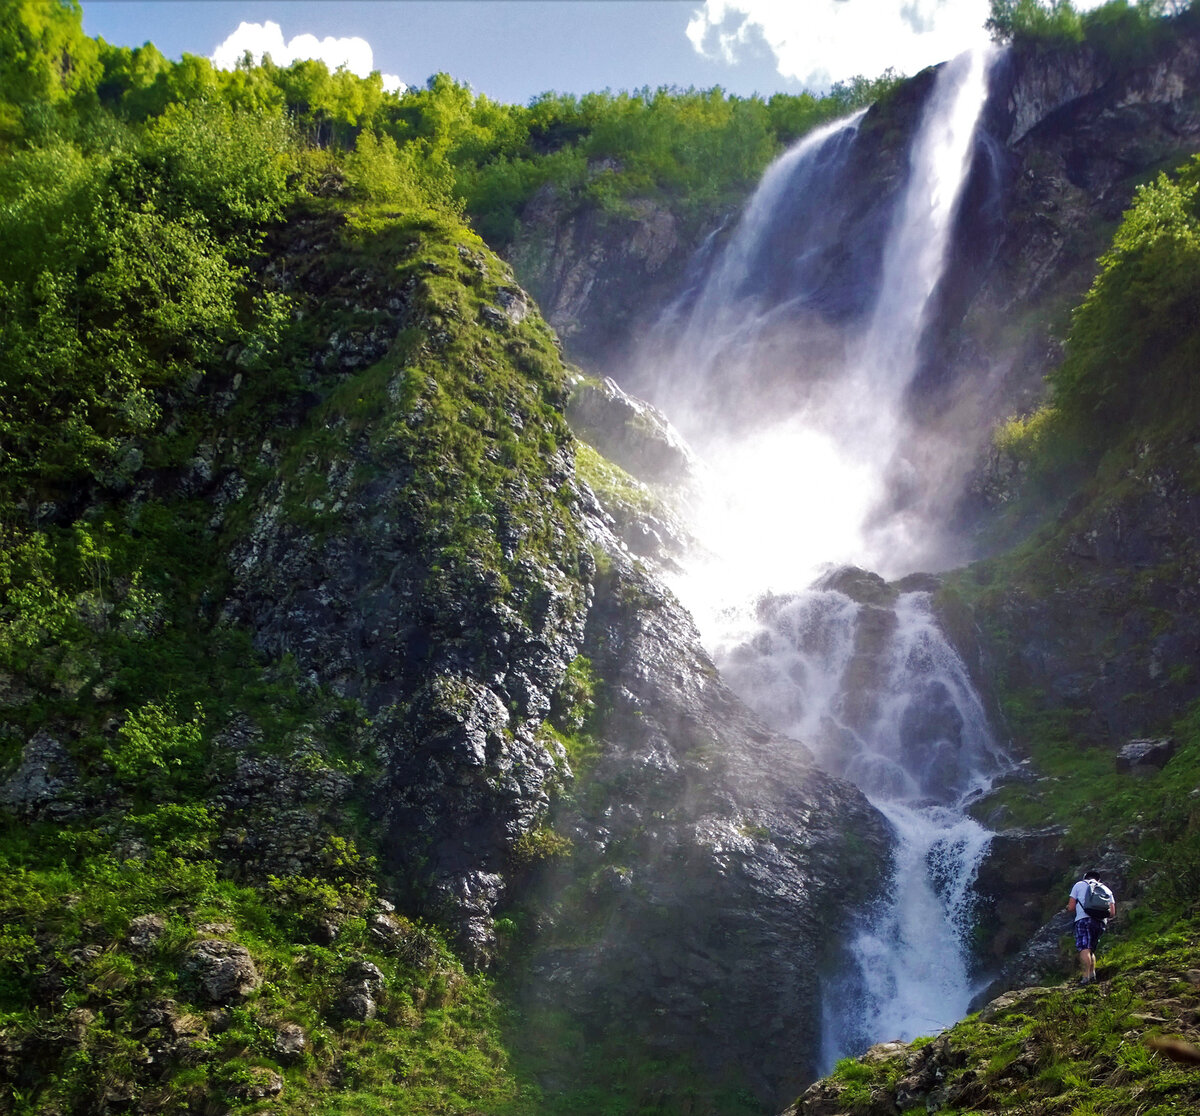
[715,584,1003,1064]
[650,108,868,402]
[633,47,1005,1065]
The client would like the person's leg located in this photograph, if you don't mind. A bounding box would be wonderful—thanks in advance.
[1090,921,1103,981]
[1074,919,1095,983]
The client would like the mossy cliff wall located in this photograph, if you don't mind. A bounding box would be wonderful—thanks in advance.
[0,169,888,1112]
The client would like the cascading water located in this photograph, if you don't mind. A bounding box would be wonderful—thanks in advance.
[632,47,1006,1065]
[716,582,1003,1063]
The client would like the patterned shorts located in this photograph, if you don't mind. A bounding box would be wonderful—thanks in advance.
[1075,916,1104,953]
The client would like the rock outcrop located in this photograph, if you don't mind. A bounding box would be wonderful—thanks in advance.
[512,502,890,1106]
[222,208,592,965]
[0,731,79,820]
[509,191,688,377]
[971,824,1072,970]
[567,374,697,489]
[205,192,892,1109]
[1117,737,1179,774]
[932,26,1200,519]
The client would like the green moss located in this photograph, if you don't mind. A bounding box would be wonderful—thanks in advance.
[0,128,586,1115]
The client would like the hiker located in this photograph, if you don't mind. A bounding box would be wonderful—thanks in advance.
[1067,869,1116,985]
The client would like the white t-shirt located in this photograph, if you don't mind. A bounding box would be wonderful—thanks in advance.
[1071,878,1113,922]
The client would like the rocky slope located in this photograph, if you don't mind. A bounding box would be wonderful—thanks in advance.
[0,175,889,1112]
[788,912,1200,1116]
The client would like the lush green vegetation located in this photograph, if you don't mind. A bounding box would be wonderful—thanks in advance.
[0,0,901,507]
[450,73,903,246]
[987,0,1200,63]
[0,3,585,1113]
[990,149,1200,486]
[815,913,1200,1114]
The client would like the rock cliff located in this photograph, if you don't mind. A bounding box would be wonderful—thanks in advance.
[512,514,889,1106]
[0,184,890,1111]
[245,195,895,1098]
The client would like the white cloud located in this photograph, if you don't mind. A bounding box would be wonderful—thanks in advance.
[211,21,405,93]
[686,0,1110,90]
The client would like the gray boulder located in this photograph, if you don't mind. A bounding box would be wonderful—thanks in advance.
[336,960,386,1022]
[125,914,166,955]
[1116,737,1177,775]
[185,940,262,1003]
[273,1022,307,1060]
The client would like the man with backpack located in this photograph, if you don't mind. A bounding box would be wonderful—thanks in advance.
[1067,869,1116,985]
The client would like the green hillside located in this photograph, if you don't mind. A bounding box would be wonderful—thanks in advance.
[5,2,1200,1115]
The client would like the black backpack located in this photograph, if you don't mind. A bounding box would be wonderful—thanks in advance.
[1082,879,1114,918]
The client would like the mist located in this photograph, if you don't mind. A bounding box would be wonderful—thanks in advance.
[627,45,1007,1064]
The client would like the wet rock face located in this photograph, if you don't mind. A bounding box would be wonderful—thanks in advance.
[1001,42,1111,147]
[973,446,1200,745]
[942,27,1200,523]
[227,457,588,963]
[971,825,1072,969]
[208,723,358,881]
[515,527,890,1106]
[509,192,686,376]
[566,373,698,573]
[898,680,965,801]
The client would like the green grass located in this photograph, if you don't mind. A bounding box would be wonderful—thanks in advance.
[810,916,1200,1114]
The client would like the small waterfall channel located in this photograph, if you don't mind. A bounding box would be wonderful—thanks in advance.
[635,49,1006,1065]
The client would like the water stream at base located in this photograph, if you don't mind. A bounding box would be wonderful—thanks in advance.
[633,48,1006,1065]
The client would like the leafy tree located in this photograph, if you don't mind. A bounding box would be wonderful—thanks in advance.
[104,699,204,784]
[1051,160,1200,430]
[986,0,1196,49]
[93,40,171,116]
[986,0,1085,43]
[269,55,389,146]
[0,0,100,138]
[344,128,459,210]
[0,101,295,503]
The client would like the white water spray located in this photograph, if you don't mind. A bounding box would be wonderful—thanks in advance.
[636,48,1004,1064]
[717,585,1003,1062]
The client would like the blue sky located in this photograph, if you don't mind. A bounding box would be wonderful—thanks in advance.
[80,1,1111,107]
[81,2,788,103]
